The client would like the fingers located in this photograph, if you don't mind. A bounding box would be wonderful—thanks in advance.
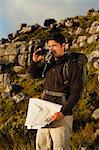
[51,112,64,121]
[33,48,43,62]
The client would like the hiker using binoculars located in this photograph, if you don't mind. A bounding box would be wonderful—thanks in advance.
[27,32,83,150]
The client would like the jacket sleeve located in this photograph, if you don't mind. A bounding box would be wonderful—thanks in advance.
[26,61,44,78]
[60,60,83,116]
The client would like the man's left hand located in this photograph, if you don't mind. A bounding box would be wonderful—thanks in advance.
[51,112,64,121]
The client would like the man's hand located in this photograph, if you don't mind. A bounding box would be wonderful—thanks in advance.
[33,48,44,62]
[51,112,64,121]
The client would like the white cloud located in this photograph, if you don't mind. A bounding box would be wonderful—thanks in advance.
[1,0,73,25]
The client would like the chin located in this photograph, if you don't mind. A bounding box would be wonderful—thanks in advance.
[52,53,57,57]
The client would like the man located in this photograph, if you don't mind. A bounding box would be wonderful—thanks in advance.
[27,32,83,150]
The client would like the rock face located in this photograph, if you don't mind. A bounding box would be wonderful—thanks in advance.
[0,41,33,83]
[0,41,29,65]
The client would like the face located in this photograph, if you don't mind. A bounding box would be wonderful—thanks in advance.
[47,40,65,57]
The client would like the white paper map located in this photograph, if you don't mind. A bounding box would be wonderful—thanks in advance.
[25,98,62,129]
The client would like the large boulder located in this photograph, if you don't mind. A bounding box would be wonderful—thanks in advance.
[0,60,13,73]
[87,34,99,44]
[89,21,99,34]
[92,108,99,120]
[44,19,56,27]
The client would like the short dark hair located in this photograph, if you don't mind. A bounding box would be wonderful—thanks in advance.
[46,32,66,45]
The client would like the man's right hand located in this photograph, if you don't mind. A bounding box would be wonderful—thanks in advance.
[33,48,44,62]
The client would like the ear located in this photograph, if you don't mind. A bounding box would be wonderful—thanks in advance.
[62,43,66,48]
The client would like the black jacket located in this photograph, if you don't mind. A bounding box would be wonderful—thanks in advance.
[27,54,83,116]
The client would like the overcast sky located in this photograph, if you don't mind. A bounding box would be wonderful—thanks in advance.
[0,0,99,39]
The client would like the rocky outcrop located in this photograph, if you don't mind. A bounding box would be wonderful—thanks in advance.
[0,41,31,66]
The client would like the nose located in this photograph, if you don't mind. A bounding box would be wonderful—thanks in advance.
[49,47,54,52]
